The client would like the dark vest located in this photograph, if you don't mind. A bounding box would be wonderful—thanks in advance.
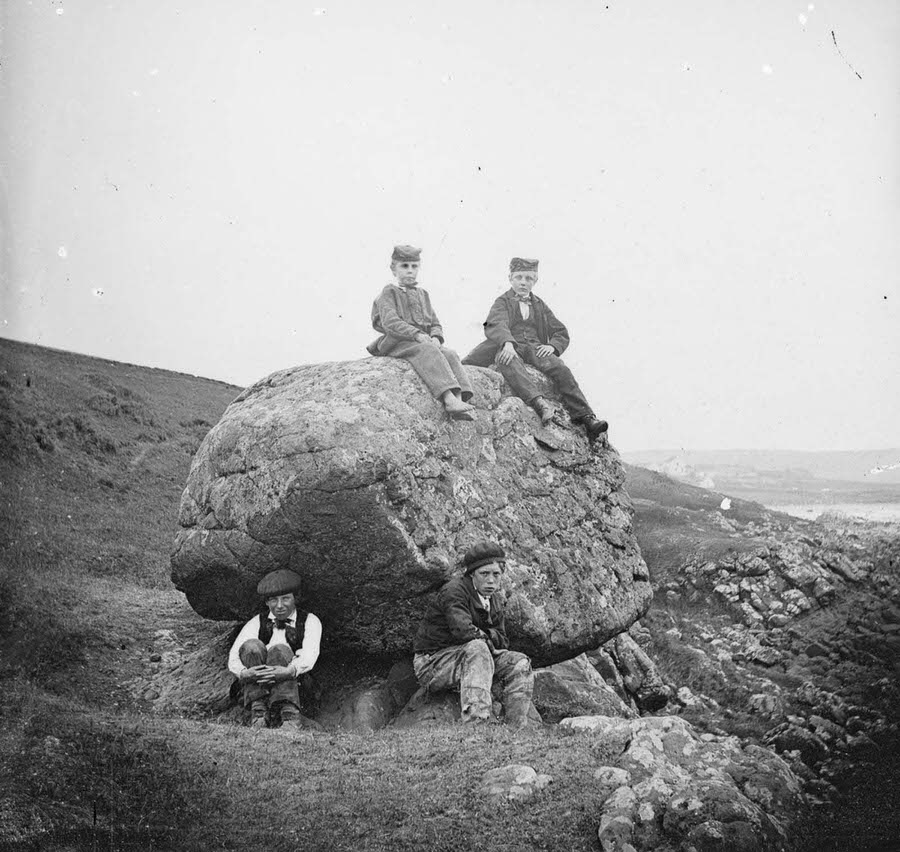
[257,610,308,653]
[510,301,542,346]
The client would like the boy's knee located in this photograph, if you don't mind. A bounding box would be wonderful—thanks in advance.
[544,360,573,381]
[462,639,494,666]
[267,644,294,667]
[238,639,267,667]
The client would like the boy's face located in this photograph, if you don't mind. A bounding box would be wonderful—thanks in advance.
[509,270,537,298]
[470,563,503,598]
[266,593,297,620]
[392,260,420,286]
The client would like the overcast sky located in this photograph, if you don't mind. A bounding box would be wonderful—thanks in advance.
[2,0,897,451]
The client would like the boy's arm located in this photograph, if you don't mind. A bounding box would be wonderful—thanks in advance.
[423,292,444,343]
[374,288,429,341]
[442,585,488,645]
[541,300,570,356]
[289,613,322,676]
[226,616,258,677]
[483,296,517,347]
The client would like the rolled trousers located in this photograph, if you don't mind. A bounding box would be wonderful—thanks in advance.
[378,338,473,402]
[413,639,533,722]
[497,344,594,421]
[238,639,300,709]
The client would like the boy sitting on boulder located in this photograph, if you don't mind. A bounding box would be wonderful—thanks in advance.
[412,542,535,727]
[462,257,608,440]
[227,569,322,728]
[367,244,475,421]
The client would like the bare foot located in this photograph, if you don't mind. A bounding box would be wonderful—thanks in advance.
[442,392,473,414]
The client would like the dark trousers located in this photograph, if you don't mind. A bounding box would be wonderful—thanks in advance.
[497,344,594,421]
[238,639,300,709]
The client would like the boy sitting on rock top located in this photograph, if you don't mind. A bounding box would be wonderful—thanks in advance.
[412,542,535,728]
[367,245,475,421]
[227,569,322,729]
[462,257,608,441]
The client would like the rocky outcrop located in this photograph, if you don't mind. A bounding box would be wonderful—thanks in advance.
[533,654,636,721]
[561,715,803,852]
[170,358,650,664]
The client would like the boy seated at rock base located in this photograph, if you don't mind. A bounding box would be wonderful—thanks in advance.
[227,569,322,729]
[412,542,536,728]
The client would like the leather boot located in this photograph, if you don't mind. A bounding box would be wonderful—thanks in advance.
[460,687,493,723]
[582,415,609,441]
[249,700,267,728]
[531,396,555,426]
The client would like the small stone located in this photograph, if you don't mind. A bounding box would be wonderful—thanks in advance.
[748,693,780,715]
[594,766,631,787]
[43,736,62,753]
[149,653,162,662]
[479,765,552,802]
[749,646,782,666]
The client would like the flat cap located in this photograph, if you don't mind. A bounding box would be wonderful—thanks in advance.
[391,245,422,262]
[509,257,539,273]
[256,569,302,598]
[461,541,506,575]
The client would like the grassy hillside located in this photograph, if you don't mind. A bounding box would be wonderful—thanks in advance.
[0,339,242,848]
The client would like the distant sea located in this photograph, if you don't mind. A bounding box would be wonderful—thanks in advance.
[767,502,900,523]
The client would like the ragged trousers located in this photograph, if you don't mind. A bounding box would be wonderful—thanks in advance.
[413,639,534,723]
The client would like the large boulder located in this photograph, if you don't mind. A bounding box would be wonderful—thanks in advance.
[170,358,651,665]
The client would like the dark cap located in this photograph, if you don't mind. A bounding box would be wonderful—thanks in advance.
[509,257,539,273]
[256,569,302,598]
[391,245,422,263]
[461,542,506,575]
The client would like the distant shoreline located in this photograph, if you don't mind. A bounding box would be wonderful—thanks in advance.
[764,502,900,523]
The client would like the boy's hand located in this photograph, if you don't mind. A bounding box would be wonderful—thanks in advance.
[535,344,555,358]
[497,342,517,365]
[255,665,293,685]
[239,665,269,684]
[415,332,435,345]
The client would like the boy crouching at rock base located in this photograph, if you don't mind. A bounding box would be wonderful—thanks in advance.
[367,244,475,421]
[227,569,322,729]
[412,542,536,728]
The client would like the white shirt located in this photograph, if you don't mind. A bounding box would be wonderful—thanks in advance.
[518,300,531,321]
[478,593,491,612]
[227,611,322,678]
